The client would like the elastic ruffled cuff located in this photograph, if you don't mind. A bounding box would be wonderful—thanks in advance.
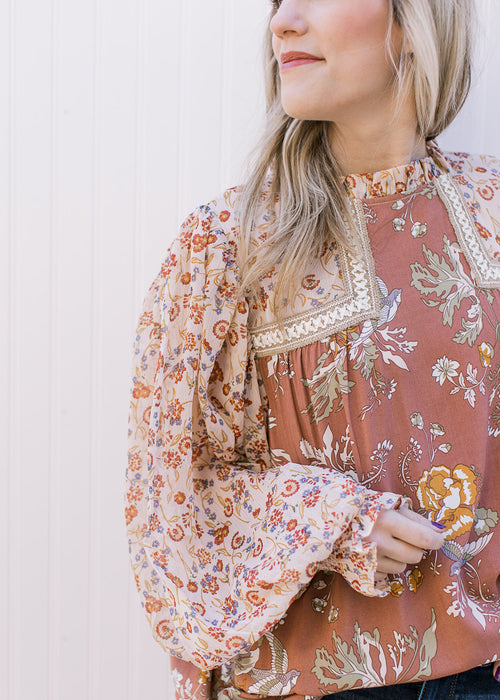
[321,490,411,597]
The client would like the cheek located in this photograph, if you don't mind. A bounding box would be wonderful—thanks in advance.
[331,4,395,85]
[333,0,390,48]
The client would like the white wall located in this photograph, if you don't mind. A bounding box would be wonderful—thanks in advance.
[1,2,499,699]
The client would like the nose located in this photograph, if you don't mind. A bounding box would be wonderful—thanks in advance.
[269,0,307,38]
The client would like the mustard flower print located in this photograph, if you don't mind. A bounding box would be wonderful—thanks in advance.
[407,567,424,593]
[478,341,494,368]
[416,464,477,539]
[389,578,404,597]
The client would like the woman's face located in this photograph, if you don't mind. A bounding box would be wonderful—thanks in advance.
[270,0,404,126]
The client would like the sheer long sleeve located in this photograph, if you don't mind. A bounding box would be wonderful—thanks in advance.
[125,195,402,669]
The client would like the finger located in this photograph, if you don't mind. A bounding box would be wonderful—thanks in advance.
[391,509,445,551]
[383,539,424,566]
[370,529,425,566]
[399,506,446,532]
[376,555,408,575]
[366,509,445,561]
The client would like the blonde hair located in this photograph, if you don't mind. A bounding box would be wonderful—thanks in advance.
[238,0,475,310]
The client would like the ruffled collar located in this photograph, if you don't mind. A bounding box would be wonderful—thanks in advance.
[343,141,450,199]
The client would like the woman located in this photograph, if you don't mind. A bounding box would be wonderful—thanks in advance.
[126,1,500,697]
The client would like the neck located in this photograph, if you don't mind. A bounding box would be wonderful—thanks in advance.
[329,104,427,175]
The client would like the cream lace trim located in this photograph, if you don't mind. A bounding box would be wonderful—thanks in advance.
[437,174,500,288]
[250,200,380,357]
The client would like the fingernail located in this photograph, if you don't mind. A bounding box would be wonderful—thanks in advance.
[494,666,500,683]
[431,521,447,531]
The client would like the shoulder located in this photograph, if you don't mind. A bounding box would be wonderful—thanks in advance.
[153,187,243,299]
[138,188,249,363]
[175,186,242,264]
[440,151,500,266]
[442,150,500,176]
[441,150,500,195]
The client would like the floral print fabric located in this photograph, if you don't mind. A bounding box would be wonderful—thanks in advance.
[126,190,402,671]
[126,148,500,698]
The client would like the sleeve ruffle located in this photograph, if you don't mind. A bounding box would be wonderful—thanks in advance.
[321,491,412,596]
[125,196,403,670]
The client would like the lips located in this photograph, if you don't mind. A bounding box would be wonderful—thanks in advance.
[280,51,323,69]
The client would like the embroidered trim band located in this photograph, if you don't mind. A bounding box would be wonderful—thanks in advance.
[250,199,380,357]
[437,174,500,288]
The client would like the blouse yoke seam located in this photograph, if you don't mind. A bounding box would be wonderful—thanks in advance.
[250,198,380,357]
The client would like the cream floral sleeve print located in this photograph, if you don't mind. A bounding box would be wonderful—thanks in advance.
[126,147,500,699]
[126,190,402,669]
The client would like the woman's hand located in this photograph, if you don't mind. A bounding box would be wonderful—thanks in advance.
[367,506,446,574]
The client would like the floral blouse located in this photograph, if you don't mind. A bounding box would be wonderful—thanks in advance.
[126,145,500,699]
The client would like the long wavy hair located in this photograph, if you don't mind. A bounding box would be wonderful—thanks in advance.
[237,0,476,311]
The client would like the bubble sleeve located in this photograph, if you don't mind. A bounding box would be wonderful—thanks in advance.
[125,199,403,669]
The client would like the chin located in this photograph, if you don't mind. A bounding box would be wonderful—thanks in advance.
[280,91,341,123]
[281,100,327,122]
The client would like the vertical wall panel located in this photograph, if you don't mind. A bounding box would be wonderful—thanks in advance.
[220,0,268,193]
[48,2,62,696]
[1,1,500,699]
[0,1,12,698]
[134,0,182,300]
[54,0,97,694]
[94,1,175,698]
[177,1,226,218]
[11,1,55,698]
